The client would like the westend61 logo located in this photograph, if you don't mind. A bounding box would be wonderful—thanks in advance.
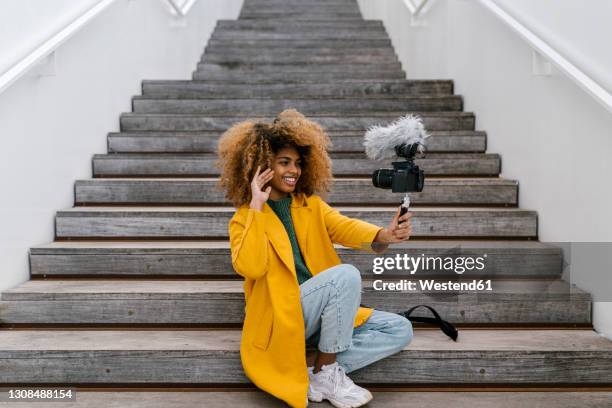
[372,253,487,275]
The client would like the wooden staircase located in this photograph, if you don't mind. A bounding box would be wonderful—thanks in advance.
[1,0,611,406]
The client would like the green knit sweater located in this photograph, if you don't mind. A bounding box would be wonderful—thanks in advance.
[267,196,313,285]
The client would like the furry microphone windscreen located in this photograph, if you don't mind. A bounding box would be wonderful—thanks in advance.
[363,114,429,161]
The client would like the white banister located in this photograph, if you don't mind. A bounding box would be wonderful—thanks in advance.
[167,0,199,17]
[477,0,612,115]
[0,0,118,95]
[0,0,201,96]
[403,0,430,17]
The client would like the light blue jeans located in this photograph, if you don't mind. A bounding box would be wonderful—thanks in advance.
[300,264,413,374]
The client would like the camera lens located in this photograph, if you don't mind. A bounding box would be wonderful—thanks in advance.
[372,169,394,189]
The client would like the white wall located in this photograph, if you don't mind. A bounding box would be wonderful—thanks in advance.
[0,0,243,291]
[358,0,612,337]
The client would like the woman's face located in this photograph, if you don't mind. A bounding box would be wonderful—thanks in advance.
[268,146,302,200]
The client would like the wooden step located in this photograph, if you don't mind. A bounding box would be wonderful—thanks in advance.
[74,178,516,206]
[239,3,359,9]
[131,96,463,115]
[184,77,404,84]
[202,52,399,64]
[238,15,363,22]
[239,4,362,13]
[237,14,364,22]
[203,47,398,61]
[195,62,403,73]
[246,0,359,3]
[206,38,392,49]
[205,44,394,55]
[192,69,406,81]
[204,45,396,55]
[209,30,388,40]
[238,13,363,20]
[16,390,612,408]
[247,0,357,3]
[0,279,590,325]
[247,0,358,3]
[91,153,500,177]
[240,2,361,9]
[211,24,385,33]
[1,329,610,384]
[119,113,475,132]
[325,130,483,152]
[212,25,384,33]
[108,130,483,153]
[54,207,537,239]
[30,240,563,278]
[241,0,359,2]
[141,80,454,98]
[216,19,383,29]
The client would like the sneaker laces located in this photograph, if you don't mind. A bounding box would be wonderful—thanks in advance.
[330,363,355,394]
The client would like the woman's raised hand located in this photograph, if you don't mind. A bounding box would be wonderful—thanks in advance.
[249,165,274,211]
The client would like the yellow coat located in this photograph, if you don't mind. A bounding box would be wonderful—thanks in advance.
[229,193,383,408]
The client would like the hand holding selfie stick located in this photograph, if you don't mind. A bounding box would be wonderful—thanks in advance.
[399,194,410,224]
[363,114,429,224]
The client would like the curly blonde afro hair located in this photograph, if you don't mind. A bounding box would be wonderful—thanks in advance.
[217,109,333,207]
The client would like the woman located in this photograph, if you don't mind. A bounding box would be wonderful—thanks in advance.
[218,109,413,408]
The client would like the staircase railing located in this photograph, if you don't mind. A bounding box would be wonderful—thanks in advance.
[0,0,200,95]
[401,0,612,115]
[402,0,430,17]
[166,0,199,16]
[478,0,612,114]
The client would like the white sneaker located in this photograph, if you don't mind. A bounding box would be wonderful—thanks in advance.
[307,362,373,408]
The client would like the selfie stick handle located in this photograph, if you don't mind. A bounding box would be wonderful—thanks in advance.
[399,193,410,224]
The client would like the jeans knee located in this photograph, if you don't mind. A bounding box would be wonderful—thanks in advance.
[337,264,362,292]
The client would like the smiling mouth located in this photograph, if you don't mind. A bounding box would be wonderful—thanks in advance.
[282,176,297,186]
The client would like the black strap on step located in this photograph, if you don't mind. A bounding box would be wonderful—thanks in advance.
[397,305,459,341]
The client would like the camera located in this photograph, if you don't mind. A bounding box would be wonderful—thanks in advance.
[371,143,425,192]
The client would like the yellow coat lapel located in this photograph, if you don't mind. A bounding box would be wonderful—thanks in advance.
[261,202,296,278]
[290,193,312,254]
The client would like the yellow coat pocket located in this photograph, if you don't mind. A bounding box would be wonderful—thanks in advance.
[252,306,274,350]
